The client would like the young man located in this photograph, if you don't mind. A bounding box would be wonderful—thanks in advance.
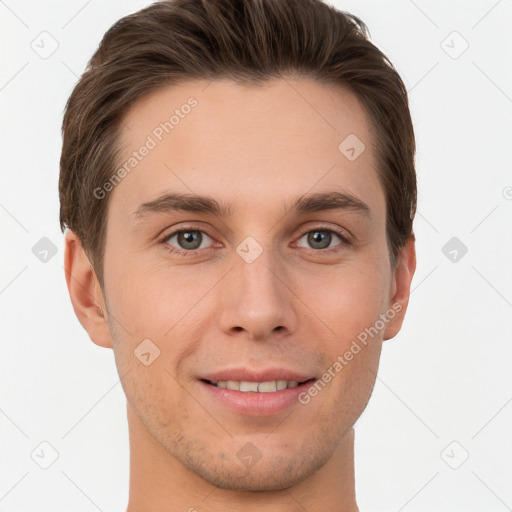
[60,0,417,510]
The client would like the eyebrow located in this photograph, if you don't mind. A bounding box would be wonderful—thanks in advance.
[132,190,372,222]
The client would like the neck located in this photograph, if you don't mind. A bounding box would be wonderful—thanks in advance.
[125,403,359,512]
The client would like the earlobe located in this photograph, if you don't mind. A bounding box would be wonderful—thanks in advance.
[382,235,417,341]
[63,230,113,349]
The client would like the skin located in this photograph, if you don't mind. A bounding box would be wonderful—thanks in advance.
[64,77,416,511]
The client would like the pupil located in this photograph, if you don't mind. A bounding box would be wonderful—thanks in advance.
[179,231,201,249]
[309,231,330,249]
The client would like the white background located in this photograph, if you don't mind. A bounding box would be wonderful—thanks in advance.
[1,0,511,510]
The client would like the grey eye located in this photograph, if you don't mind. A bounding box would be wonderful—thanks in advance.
[165,230,213,251]
[297,230,342,250]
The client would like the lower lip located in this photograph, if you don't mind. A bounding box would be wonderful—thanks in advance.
[198,380,315,416]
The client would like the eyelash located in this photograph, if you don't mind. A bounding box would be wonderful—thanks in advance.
[158,224,352,257]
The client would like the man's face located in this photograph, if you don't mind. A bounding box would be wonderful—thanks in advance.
[100,77,402,490]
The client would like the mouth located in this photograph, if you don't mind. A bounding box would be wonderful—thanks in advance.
[200,378,316,392]
[198,374,317,416]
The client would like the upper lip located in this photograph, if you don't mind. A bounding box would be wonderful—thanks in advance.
[200,368,316,383]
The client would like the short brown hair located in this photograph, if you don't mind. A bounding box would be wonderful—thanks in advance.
[59,0,416,289]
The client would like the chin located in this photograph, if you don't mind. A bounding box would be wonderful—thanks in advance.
[188,462,316,492]
[176,440,332,492]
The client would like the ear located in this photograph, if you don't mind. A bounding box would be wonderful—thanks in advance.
[63,229,113,349]
[383,235,417,341]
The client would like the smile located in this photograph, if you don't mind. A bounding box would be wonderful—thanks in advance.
[203,378,314,392]
[199,377,317,416]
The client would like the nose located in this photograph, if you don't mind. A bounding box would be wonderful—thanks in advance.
[217,246,298,341]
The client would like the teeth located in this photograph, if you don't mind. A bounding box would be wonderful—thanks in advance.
[213,379,304,392]
[276,379,287,390]
[257,381,277,392]
[240,381,259,392]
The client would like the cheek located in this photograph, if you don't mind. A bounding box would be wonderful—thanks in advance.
[104,253,192,337]
[299,258,390,340]
[298,258,388,401]
[104,260,206,389]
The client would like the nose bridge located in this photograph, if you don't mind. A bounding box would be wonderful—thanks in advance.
[218,239,296,340]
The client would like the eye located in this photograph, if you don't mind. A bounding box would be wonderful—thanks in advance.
[296,228,348,251]
[161,228,214,254]
[158,225,350,257]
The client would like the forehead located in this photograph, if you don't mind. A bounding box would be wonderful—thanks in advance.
[110,77,384,223]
